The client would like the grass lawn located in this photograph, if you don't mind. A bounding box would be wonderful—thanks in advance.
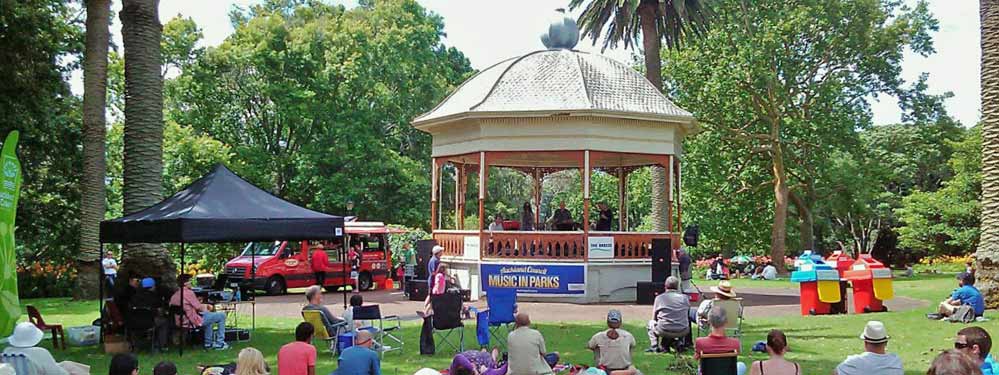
[20,274,992,375]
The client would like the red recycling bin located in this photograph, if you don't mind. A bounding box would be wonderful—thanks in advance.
[798,282,831,316]
[843,255,893,313]
[826,251,854,314]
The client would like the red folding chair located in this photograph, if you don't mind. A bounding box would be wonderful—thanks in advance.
[26,305,65,349]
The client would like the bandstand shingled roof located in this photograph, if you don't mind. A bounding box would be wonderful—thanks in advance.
[413,49,695,127]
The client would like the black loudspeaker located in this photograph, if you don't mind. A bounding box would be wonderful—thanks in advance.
[636,281,666,305]
[652,238,671,283]
[225,328,250,342]
[415,239,435,280]
[406,277,428,301]
[683,225,700,247]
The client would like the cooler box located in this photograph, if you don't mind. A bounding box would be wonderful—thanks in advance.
[67,326,100,346]
[843,255,892,313]
[337,332,356,354]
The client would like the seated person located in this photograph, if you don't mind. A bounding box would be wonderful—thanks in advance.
[508,313,559,375]
[109,353,138,375]
[694,307,745,375]
[833,321,903,375]
[113,275,141,319]
[450,348,506,375]
[646,276,690,352]
[3,322,90,375]
[334,330,381,375]
[130,277,170,351]
[589,310,641,375]
[692,280,739,327]
[954,326,997,375]
[278,322,317,375]
[343,294,364,333]
[752,263,778,280]
[749,330,799,375]
[938,272,985,319]
[170,273,229,350]
[927,349,984,375]
[489,216,505,232]
[551,202,574,231]
[302,285,346,335]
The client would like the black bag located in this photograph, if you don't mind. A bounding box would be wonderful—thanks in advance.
[420,316,435,355]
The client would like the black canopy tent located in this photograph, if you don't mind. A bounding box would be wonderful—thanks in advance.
[99,164,345,353]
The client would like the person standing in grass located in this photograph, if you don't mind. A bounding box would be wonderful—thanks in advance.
[278,322,317,375]
[749,330,799,375]
[954,327,997,375]
[833,321,903,375]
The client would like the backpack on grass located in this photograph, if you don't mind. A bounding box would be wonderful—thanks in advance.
[950,305,975,323]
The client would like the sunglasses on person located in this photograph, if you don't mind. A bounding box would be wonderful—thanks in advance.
[955,342,972,349]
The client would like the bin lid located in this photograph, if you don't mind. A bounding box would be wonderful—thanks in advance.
[856,254,886,268]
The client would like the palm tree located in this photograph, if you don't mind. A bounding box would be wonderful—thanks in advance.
[569,0,710,232]
[978,0,999,307]
[120,0,174,285]
[76,0,111,300]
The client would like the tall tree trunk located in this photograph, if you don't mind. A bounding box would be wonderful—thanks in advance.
[789,190,814,252]
[639,1,670,232]
[978,0,999,308]
[120,0,174,287]
[75,0,111,300]
[770,143,789,272]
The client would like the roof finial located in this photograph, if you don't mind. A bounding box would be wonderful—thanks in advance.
[540,8,579,50]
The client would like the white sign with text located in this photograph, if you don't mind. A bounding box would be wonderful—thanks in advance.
[588,236,614,259]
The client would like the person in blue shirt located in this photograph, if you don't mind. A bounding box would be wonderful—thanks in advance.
[955,326,997,375]
[939,272,986,318]
[332,330,381,375]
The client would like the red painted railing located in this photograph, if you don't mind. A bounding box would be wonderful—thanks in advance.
[432,231,675,260]
[432,230,472,257]
[483,231,586,260]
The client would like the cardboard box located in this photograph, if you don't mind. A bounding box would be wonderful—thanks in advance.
[103,334,129,354]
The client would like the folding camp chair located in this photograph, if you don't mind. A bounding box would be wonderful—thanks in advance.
[124,307,157,352]
[485,289,516,350]
[302,310,347,357]
[699,351,739,375]
[430,292,465,353]
[0,353,33,375]
[353,304,403,357]
[696,299,743,339]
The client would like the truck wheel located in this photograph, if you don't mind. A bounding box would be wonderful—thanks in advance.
[265,276,286,296]
[358,273,373,291]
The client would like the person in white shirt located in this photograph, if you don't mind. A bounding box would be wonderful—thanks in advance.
[102,251,118,288]
[488,216,504,232]
[761,263,778,280]
[3,322,89,375]
[833,321,904,375]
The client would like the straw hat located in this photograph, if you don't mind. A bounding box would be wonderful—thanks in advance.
[860,321,890,344]
[7,322,43,348]
[710,280,737,298]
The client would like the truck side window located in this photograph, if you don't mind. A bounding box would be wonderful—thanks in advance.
[283,241,302,258]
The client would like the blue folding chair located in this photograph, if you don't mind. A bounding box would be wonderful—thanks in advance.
[1,352,34,375]
[486,288,517,350]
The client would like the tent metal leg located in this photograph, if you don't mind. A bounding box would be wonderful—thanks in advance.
[99,243,104,345]
[180,242,185,356]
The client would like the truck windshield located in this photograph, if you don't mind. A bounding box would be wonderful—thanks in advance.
[242,241,281,256]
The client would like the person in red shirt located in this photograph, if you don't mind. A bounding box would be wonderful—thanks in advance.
[278,322,317,375]
[312,243,331,287]
[695,306,746,374]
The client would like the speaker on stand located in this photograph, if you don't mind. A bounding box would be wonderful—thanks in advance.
[652,238,672,283]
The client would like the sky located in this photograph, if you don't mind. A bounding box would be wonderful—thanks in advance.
[77,0,981,127]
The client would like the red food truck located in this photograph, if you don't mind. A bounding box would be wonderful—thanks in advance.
[222,221,400,295]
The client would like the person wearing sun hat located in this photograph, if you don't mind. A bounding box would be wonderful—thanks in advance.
[693,280,738,327]
[3,322,90,375]
[833,321,904,375]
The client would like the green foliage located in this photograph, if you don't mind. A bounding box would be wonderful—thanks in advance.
[386,225,429,266]
[168,0,472,229]
[663,0,938,257]
[0,0,84,264]
[897,126,982,256]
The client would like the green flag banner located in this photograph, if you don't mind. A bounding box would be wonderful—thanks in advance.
[0,131,22,336]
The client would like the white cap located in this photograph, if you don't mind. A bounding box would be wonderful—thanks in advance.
[432,245,444,254]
